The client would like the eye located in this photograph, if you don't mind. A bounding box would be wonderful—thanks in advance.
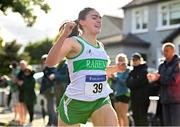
[91,14,101,20]
[92,16,97,20]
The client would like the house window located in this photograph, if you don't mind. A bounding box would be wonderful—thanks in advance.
[158,1,180,29]
[132,7,148,33]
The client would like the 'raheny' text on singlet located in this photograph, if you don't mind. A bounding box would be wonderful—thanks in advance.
[65,36,113,101]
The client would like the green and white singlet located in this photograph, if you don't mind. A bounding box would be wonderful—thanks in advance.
[65,36,113,101]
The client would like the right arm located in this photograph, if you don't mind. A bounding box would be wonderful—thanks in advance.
[45,22,76,67]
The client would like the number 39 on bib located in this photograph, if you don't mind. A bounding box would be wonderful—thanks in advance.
[85,75,107,95]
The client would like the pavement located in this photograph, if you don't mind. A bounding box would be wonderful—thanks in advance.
[0,106,93,127]
[0,97,158,127]
[0,106,48,126]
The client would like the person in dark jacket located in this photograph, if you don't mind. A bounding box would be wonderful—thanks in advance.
[126,52,150,126]
[147,42,180,126]
[16,60,28,125]
[40,54,57,126]
[23,65,36,123]
[53,60,70,106]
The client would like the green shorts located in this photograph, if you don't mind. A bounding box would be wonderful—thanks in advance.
[57,94,111,124]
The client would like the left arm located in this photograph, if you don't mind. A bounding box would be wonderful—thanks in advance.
[106,64,126,77]
[106,65,119,77]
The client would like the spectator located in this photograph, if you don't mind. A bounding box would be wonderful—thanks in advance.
[23,65,36,124]
[127,52,150,126]
[147,42,180,126]
[54,59,70,106]
[16,60,28,125]
[9,61,20,122]
[7,61,19,109]
[40,54,57,126]
[111,53,130,126]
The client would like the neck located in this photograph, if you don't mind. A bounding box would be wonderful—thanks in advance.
[166,55,174,62]
[81,32,97,45]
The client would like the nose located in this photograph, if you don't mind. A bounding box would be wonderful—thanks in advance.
[96,16,101,22]
[96,18,101,26]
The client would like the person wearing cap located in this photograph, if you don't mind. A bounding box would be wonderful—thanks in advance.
[22,65,36,124]
[41,54,48,69]
[126,52,150,126]
[40,54,58,126]
[53,59,70,106]
[147,42,180,126]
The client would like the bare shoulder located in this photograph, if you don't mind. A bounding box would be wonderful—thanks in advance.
[64,37,82,58]
[63,37,77,46]
[63,37,74,44]
[64,37,82,47]
[60,37,75,50]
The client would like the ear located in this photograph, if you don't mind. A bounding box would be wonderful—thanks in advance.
[79,20,86,27]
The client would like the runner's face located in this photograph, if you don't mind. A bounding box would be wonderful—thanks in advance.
[80,10,102,34]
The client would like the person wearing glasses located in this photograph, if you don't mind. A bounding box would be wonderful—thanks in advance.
[126,52,150,126]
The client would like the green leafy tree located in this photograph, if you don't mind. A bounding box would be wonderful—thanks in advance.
[0,36,4,54]
[0,36,3,46]
[24,38,53,64]
[0,0,50,26]
[0,40,30,75]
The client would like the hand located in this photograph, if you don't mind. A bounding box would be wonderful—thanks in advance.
[17,80,23,86]
[147,73,160,82]
[49,74,55,80]
[107,73,115,79]
[60,21,77,37]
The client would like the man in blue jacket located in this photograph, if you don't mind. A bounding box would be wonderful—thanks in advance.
[148,42,180,126]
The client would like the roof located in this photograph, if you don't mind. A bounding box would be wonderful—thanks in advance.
[162,27,180,43]
[105,33,150,47]
[97,15,123,39]
[122,0,170,9]
[120,33,150,46]
[107,16,123,30]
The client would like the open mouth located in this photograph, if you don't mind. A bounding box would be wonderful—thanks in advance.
[94,25,101,29]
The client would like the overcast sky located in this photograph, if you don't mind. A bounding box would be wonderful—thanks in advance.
[0,0,132,46]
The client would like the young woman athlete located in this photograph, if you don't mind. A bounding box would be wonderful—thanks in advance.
[46,7,120,126]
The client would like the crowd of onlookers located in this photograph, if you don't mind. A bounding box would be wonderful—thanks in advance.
[0,54,69,126]
[0,42,179,126]
[0,60,36,125]
[108,42,180,126]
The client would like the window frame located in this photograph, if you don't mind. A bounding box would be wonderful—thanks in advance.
[157,0,180,31]
[132,6,148,33]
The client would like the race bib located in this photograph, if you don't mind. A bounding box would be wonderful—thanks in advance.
[85,75,106,95]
